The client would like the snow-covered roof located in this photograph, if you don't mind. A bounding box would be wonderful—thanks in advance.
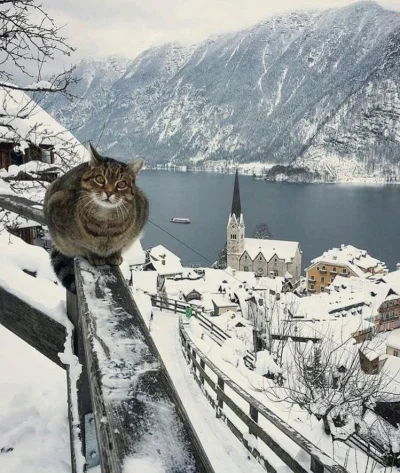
[309,244,386,276]
[123,239,145,266]
[244,238,299,262]
[211,295,238,309]
[387,330,400,351]
[0,89,89,166]
[149,244,183,275]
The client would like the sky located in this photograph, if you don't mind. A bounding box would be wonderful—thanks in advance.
[42,0,400,67]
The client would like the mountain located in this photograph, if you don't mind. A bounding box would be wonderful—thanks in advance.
[42,1,400,182]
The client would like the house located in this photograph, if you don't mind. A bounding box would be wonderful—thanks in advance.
[306,244,387,294]
[7,219,42,246]
[376,294,400,333]
[183,289,202,302]
[211,295,238,317]
[226,170,302,281]
[147,245,183,278]
[0,141,55,170]
[386,329,400,357]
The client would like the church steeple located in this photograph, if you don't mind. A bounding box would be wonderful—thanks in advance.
[227,169,245,270]
[231,169,241,219]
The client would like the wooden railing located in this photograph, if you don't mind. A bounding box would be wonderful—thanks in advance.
[151,295,257,369]
[179,319,348,473]
[0,194,214,473]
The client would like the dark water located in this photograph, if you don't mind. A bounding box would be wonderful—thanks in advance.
[139,171,400,272]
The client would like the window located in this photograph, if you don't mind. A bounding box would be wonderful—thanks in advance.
[333,267,337,272]
[310,284,315,290]
[244,266,249,272]
[311,275,315,281]
[244,254,247,259]
[317,267,319,270]
[259,256,262,261]
[342,268,347,274]
[321,277,325,283]
[394,350,399,357]
[274,270,278,277]
[322,265,326,270]
[321,286,325,292]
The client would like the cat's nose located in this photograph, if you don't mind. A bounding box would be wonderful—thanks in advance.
[104,190,113,198]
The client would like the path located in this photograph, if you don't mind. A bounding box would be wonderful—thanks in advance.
[148,309,266,473]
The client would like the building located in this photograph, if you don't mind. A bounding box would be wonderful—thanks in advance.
[387,330,400,357]
[306,244,387,293]
[226,170,302,281]
[0,140,55,170]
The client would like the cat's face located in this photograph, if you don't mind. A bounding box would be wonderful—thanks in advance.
[81,145,144,209]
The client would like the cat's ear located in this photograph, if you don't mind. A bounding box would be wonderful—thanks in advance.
[127,158,144,176]
[88,142,104,167]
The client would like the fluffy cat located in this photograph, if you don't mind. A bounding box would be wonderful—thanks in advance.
[44,144,149,293]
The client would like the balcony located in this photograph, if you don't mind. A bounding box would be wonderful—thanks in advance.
[319,268,327,274]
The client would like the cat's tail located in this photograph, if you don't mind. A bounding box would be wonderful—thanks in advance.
[51,249,76,294]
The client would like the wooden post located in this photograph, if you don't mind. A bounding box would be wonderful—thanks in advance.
[66,291,98,472]
[217,377,224,418]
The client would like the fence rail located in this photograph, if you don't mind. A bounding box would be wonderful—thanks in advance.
[151,295,256,368]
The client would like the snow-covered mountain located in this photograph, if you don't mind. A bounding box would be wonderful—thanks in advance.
[42,1,400,181]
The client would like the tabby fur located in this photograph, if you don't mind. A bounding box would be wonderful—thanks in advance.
[44,144,149,293]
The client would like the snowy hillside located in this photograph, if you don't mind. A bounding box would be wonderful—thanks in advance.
[42,1,400,182]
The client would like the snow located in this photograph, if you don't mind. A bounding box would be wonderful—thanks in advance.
[309,244,387,275]
[387,329,400,351]
[149,244,183,275]
[0,326,71,473]
[244,238,299,262]
[0,231,68,327]
[136,303,266,473]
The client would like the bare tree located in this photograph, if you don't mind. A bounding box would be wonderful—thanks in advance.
[0,0,76,95]
[277,334,389,440]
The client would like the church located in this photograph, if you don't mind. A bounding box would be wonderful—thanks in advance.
[226,170,302,281]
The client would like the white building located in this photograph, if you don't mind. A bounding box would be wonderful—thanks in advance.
[226,170,302,281]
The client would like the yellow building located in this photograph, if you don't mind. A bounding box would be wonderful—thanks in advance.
[306,244,386,294]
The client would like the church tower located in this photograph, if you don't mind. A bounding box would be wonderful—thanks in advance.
[227,169,245,270]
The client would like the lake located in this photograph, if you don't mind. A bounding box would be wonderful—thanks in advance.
[139,171,400,272]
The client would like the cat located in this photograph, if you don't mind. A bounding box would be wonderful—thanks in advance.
[44,144,149,293]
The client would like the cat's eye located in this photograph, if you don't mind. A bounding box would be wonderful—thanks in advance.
[95,175,105,185]
[117,181,127,190]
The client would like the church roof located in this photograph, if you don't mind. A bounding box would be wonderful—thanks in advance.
[231,169,241,219]
[244,238,299,263]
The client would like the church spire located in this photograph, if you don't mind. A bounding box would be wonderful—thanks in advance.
[231,169,241,219]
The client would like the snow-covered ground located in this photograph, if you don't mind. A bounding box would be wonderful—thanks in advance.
[0,326,70,473]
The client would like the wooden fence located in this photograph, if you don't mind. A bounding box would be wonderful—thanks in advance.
[152,295,393,468]
[0,194,214,473]
[151,295,257,369]
[179,319,348,473]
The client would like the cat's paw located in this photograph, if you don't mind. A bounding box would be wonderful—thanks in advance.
[106,254,123,266]
[86,254,107,266]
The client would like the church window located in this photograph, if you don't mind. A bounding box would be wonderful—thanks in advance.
[244,266,249,272]
[274,270,278,277]
[259,256,262,261]
[244,255,247,259]
[231,234,236,240]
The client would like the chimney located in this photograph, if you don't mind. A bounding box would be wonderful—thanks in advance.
[397,263,400,271]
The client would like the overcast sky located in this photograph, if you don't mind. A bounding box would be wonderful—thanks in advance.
[43,0,400,65]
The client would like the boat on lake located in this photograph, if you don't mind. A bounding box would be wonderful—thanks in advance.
[171,217,191,224]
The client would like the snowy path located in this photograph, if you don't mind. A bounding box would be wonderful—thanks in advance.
[149,309,265,473]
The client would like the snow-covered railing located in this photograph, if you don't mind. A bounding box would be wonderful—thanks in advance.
[179,319,348,473]
[151,295,257,368]
[0,194,214,473]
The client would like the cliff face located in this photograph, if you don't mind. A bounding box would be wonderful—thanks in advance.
[42,2,400,181]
